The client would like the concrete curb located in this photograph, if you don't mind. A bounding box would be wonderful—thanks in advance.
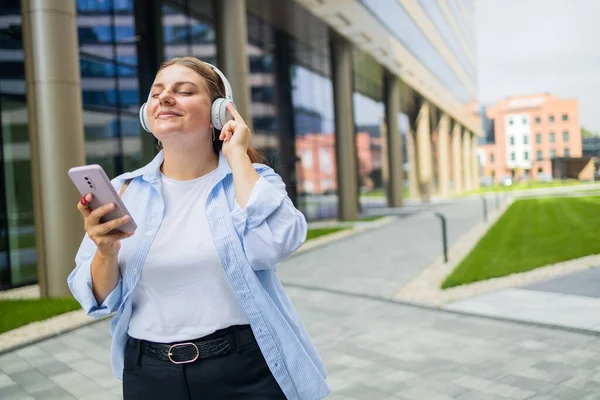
[283,282,600,338]
[393,197,514,305]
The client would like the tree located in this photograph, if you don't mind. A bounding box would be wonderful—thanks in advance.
[581,127,597,138]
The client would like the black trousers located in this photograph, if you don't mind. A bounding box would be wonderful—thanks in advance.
[123,325,287,400]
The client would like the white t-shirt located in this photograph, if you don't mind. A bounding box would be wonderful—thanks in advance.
[127,168,249,343]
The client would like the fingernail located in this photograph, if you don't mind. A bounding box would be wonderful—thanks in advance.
[122,215,130,221]
[128,232,134,236]
[85,194,91,201]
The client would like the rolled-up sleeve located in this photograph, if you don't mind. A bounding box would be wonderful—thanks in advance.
[230,167,308,270]
[67,234,123,319]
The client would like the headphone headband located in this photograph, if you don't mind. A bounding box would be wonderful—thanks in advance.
[204,62,233,101]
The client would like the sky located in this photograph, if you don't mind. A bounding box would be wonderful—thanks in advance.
[475,0,600,132]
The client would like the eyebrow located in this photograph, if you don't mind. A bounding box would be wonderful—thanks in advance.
[151,81,199,90]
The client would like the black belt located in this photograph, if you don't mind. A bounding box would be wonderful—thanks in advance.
[132,326,255,365]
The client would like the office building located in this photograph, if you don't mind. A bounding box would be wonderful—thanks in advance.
[0,0,481,294]
[479,94,581,182]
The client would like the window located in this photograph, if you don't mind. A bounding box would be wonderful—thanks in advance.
[549,132,555,143]
[524,151,529,160]
[563,131,569,142]
[522,118,527,124]
[509,119,514,125]
[319,149,332,173]
[562,114,568,121]
[536,133,541,143]
[490,154,494,163]
[548,115,555,123]
[301,149,313,168]
[550,149,556,159]
[511,152,515,161]
[537,150,542,161]
[524,136,529,145]
[564,148,570,158]
[510,136,515,145]
[535,117,541,124]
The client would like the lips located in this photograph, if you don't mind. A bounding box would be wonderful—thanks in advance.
[156,111,183,119]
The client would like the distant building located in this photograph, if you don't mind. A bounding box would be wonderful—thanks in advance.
[582,137,600,158]
[478,94,581,182]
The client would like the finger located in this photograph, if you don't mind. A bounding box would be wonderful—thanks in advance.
[226,102,245,124]
[94,231,134,247]
[88,202,116,225]
[77,193,92,218]
[220,121,236,141]
[94,215,132,236]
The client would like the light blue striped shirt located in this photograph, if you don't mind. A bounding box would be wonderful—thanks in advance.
[68,150,330,399]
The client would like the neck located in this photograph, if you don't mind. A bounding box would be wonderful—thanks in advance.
[160,142,219,180]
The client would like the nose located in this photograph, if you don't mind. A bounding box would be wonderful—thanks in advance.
[158,90,175,106]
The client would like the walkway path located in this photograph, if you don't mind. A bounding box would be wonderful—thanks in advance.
[3,195,600,399]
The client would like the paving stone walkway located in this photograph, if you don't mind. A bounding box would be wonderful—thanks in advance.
[3,197,600,399]
[2,286,600,399]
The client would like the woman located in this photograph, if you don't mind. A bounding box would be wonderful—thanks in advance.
[68,57,330,400]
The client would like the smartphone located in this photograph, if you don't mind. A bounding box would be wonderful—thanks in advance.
[68,164,137,233]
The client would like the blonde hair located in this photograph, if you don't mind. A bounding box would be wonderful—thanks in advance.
[155,56,264,164]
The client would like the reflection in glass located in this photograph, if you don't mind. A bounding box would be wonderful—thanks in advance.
[1,99,36,287]
[292,65,338,220]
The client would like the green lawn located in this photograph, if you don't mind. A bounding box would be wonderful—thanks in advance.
[0,297,81,334]
[306,227,349,241]
[442,196,600,289]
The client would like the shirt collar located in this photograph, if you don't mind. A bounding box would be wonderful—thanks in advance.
[118,150,233,186]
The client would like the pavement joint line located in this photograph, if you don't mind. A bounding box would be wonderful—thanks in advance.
[281,282,600,338]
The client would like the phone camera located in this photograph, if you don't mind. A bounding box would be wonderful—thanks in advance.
[85,177,94,189]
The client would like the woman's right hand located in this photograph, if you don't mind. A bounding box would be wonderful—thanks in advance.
[77,193,133,257]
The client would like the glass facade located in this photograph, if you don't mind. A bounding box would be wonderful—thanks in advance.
[360,0,475,105]
[418,0,476,81]
[0,1,33,289]
[77,0,144,177]
[352,49,386,211]
[0,0,347,289]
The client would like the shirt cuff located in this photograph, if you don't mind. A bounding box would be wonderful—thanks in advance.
[230,176,286,233]
[69,260,122,318]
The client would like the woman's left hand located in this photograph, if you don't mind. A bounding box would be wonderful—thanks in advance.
[220,102,251,162]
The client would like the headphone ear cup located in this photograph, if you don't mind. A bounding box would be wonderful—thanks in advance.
[211,98,235,131]
[139,102,151,133]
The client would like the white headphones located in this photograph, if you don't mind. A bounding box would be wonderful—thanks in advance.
[139,61,235,133]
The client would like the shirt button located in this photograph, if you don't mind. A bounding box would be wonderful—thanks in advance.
[145,231,154,237]
[242,293,250,299]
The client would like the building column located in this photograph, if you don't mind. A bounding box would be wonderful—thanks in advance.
[416,101,433,202]
[406,128,419,199]
[437,114,451,197]
[451,122,463,192]
[214,0,253,130]
[21,0,86,297]
[329,30,358,220]
[471,133,480,190]
[383,71,403,207]
[462,129,472,191]
[134,0,164,163]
